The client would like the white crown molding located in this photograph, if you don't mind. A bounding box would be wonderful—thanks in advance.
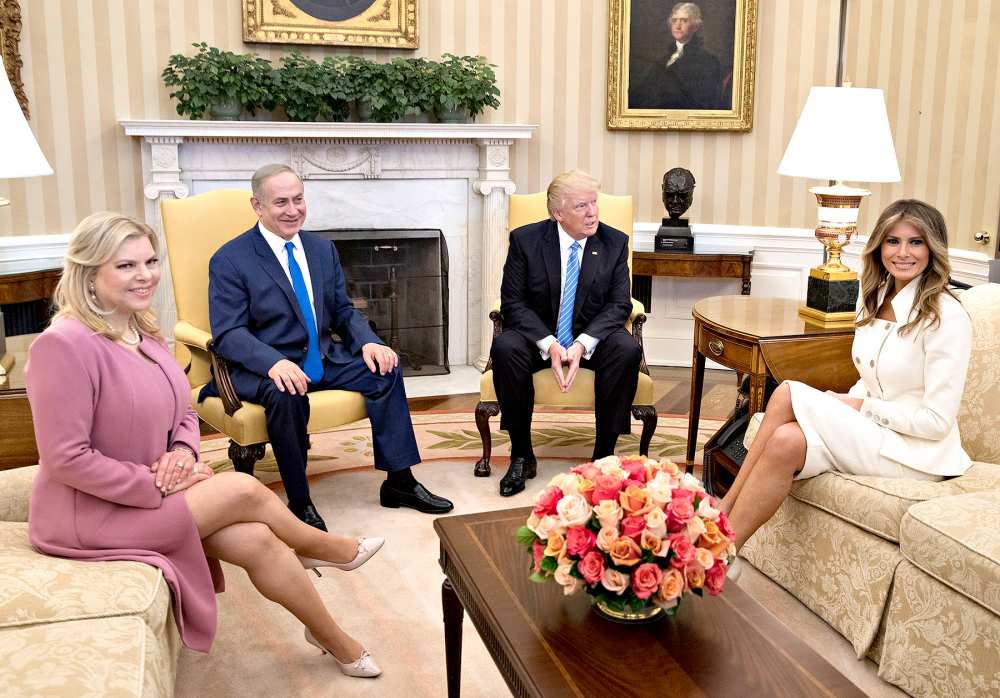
[0,234,71,274]
[119,120,538,142]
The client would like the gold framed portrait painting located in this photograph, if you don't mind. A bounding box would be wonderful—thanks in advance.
[243,0,418,49]
[607,0,757,131]
[1,0,28,118]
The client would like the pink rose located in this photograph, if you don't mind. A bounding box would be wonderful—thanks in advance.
[591,473,623,504]
[619,457,648,483]
[631,562,663,599]
[532,486,564,516]
[668,533,695,569]
[705,559,726,596]
[718,511,736,541]
[620,515,647,543]
[667,498,696,532]
[671,488,695,505]
[577,550,606,584]
[571,462,601,481]
[622,478,646,491]
[532,540,546,573]
[565,526,597,557]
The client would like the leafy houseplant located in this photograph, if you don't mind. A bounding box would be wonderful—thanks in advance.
[395,57,438,122]
[352,59,407,123]
[273,50,350,122]
[435,54,501,122]
[162,43,274,120]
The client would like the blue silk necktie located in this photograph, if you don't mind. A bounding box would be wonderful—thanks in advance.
[556,241,581,349]
[284,241,324,382]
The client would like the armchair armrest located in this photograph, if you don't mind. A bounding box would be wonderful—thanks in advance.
[173,321,243,417]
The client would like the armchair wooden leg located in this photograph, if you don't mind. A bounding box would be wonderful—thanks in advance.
[228,441,266,476]
[474,401,500,477]
[631,406,658,457]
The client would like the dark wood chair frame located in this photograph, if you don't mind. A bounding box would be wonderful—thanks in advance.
[473,307,658,476]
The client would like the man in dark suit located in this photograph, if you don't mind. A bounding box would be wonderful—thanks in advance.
[491,170,642,496]
[204,164,453,530]
[628,2,723,110]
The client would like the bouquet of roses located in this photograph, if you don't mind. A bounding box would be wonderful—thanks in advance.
[515,455,736,616]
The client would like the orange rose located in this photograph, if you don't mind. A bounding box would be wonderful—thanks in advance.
[640,529,665,556]
[619,484,654,517]
[694,547,715,570]
[596,526,619,552]
[657,568,685,602]
[685,564,705,590]
[698,520,729,557]
[544,532,566,559]
[609,536,642,567]
[576,477,596,503]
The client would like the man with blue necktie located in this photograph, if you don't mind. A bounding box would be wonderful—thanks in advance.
[491,170,641,496]
[203,164,453,530]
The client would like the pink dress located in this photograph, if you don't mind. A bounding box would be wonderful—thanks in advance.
[25,316,224,652]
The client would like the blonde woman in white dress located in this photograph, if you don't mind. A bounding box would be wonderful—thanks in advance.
[720,199,972,553]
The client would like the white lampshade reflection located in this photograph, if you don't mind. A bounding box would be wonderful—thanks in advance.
[778,86,900,184]
[0,57,52,180]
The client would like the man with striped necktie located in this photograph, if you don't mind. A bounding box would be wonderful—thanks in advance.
[491,171,641,496]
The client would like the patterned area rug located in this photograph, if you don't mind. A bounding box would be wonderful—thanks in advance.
[200,411,724,484]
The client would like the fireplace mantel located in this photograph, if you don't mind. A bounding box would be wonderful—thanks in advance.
[121,119,536,368]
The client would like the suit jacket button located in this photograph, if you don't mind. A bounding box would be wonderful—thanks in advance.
[854,356,860,364]
[881,418,889,425]
[865,410,872,417]
[869,360,875,368]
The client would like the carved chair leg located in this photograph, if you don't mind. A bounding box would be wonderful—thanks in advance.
[631,406,658,457]
[474,401,500,477]
[229,441,266,476]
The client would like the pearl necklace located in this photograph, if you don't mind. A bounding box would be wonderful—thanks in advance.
[108,317,141,346]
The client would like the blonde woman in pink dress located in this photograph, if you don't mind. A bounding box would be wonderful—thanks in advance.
[26,212,383,678]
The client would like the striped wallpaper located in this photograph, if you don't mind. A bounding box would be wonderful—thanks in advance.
[1,0,997,255]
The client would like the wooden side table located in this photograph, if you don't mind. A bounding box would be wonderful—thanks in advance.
[685,297,858,487]
[631,250,753,311]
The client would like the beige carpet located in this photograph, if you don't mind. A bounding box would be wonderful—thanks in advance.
[175,414,901,698]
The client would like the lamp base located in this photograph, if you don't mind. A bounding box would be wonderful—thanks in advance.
[799,266,858,328]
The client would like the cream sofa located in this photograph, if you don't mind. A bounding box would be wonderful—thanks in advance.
[0,466,181,697]
[741,282,1000,697]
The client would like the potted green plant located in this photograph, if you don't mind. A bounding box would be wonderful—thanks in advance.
[435,54,501,123]
[272,50,349,122]
[162,43,274,120]
[353,59,407,123]
[395,57,438,122]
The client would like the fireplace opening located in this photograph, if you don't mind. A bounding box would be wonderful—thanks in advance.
[317,229,449,377]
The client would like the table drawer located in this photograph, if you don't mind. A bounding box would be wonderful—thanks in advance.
[697,326,753,371]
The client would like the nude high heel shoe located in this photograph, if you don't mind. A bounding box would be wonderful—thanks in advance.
[304,627,382,678]
[297,537,385,577]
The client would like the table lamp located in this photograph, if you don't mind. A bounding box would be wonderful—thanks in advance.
[0,56,53,376]
[778,86,900,327]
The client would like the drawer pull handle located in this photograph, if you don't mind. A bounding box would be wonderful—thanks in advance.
[708,339,724,356]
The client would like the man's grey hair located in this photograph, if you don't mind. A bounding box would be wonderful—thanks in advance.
[546,170,601,217]
[251,163,301,201]
[671,2,704,31]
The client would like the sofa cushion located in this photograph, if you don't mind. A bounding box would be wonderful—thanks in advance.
[0,616,148,696]
[899,491,1000,617]
[956,283,1000,464]
[0,466,37,523]
[0,523,169,630]
[789,462,1000,543]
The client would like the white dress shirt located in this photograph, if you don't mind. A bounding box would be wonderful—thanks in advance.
[258,223,317,323]
[536,224,599,360]
[845,276,972,476]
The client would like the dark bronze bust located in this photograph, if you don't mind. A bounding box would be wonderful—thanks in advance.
[662,168,696,220]
[655,167,695,252]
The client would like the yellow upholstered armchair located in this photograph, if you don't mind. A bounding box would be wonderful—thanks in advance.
[473,192,657,476]
[161,189,367,474]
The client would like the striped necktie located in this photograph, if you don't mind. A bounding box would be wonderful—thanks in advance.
[556,241,581,349]
[284,241,324,382]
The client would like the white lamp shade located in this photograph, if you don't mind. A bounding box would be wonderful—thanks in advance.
[777,87,900,183]
[0,57,52,179]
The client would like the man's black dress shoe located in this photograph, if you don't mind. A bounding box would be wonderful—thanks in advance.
[289,502,328,532]
[379,480,454,514]
[499,456,537,497]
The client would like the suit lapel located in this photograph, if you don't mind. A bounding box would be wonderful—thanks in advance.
[300,233,326,332]
[573,229,604,318]
[251,225,307,330]
[541,221,562,323]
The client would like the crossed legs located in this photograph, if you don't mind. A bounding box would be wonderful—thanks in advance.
[718,381,807,550]
[184,472,367,662]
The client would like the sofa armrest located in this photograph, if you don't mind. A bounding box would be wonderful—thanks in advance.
[0,466,37,522]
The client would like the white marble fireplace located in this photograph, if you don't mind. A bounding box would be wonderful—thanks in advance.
[121,120,536,369]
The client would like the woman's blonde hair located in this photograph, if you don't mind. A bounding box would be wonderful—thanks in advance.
[546,170,601,217]
[857,199,955,336]
[53,212,162,340]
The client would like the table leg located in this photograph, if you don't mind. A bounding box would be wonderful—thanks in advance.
[748,372,768,416]
[686,342,706,472]
[442,578,464,698]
